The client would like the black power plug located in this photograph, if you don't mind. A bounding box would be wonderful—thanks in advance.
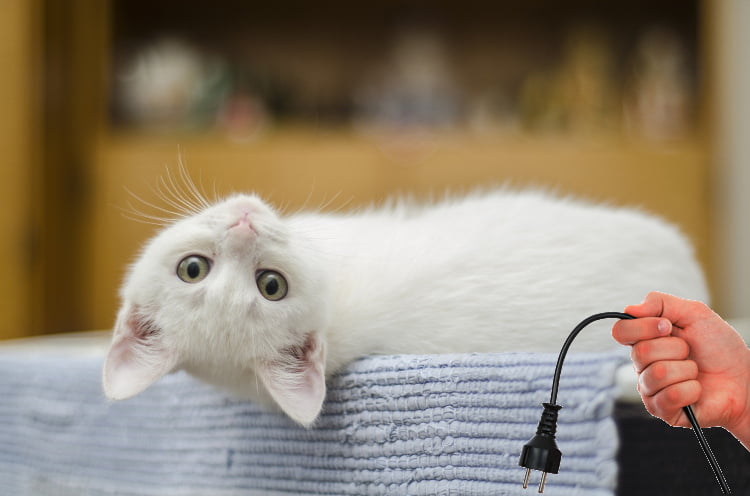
[519,402,562,493]
[518,312,732,494]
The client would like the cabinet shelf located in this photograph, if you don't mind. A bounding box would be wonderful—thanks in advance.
[97,129,707,207]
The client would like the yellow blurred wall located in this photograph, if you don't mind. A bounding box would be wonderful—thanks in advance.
[0,0,36,338]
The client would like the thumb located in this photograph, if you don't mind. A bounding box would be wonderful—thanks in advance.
[624,291,667,319]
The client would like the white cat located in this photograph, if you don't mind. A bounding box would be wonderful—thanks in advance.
[103,188,708,426]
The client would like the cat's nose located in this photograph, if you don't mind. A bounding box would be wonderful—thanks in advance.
[224,212,258,254]
[229,212,256,235]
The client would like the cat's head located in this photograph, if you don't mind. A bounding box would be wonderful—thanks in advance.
[103,194,331,426]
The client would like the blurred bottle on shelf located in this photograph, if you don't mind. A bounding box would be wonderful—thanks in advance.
[352,28,463,162]
[114,37,232,132]
[109,21,696,144]
[518,26,618,137]
[354,28,461,131]
[623,27,693,141]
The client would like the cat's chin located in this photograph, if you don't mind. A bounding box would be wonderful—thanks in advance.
[183,331,328,426]
[183,363,274,405]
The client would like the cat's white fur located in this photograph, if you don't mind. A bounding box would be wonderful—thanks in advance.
[103,189,708,426]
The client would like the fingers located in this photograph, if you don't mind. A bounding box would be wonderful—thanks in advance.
[624,291,713,329]
[612,317,672,345]
[642,379,702,427]
[623,291,668,319]
[630,336,689,372]
[637,359,699,397]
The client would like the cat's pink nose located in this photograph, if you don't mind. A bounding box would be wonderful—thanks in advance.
[229,212,256,234]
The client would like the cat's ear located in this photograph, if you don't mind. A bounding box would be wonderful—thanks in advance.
[102,305,178,400]
[256,333,327,427]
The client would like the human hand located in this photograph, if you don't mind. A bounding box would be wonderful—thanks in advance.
[612,292,750,449]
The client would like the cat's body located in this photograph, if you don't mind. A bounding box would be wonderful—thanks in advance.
[103,189,708,426]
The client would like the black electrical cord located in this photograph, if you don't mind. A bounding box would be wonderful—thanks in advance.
[519,312,732,494]
[683,401,732,494]
[549,312,633,405]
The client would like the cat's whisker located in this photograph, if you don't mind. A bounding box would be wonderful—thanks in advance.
[119,213,173,227]
[155,180,194,218]
[278,199,293,217]
[322,193,354,215]
[210,179,221,207]
[191,170,215,210]
[315,191,342,213]
[122,187,188,225]
[298,179,318,214]
[173,149,207,210]
[158,170,203,217]
[174,160,214,211]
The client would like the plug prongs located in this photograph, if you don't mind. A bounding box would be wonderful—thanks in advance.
[522,468,532,489]
[538,471,548,493]
[521,469,550,493]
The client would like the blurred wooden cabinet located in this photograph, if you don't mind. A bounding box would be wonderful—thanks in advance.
[0,0,108,337]
[6,0,718,336]
[0,0,37,339]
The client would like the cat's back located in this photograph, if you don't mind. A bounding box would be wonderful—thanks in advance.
[288,189,708,355]
[294,189,698,263]
[290,189,706,302]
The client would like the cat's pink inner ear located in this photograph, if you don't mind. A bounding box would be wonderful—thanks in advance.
[257,333,327,427]
[102,307,177,400]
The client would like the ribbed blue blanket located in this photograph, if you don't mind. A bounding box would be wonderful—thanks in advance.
[0,352,622,495]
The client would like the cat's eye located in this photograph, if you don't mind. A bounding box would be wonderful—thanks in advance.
[256,270,288,301]
[177,255,211,283]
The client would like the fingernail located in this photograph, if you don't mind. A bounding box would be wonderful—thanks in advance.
[657,319,672,335]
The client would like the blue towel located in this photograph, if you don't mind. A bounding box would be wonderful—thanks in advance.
[0,352,622,495]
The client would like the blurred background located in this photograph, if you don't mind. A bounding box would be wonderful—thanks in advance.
[1,0,747,338]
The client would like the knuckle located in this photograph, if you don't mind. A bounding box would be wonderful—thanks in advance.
[664,385,684,404]
[650,361,669,381]
[630,340,649,364]
[691,300,710,313]
[643,399,665,419]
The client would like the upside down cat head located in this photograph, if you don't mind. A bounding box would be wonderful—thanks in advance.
[103,194,332,426]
